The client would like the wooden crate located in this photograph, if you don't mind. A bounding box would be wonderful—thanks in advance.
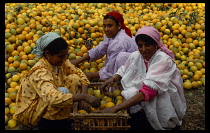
[69,82,130,130]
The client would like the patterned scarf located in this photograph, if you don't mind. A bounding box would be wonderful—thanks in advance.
[31,32,61,58]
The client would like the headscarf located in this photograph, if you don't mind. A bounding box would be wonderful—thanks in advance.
[106,10,132,38]
[31,32,61,58]
[135,26,175,60]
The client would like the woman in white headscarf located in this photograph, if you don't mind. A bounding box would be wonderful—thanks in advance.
[14,32,100,130]
[98,26,186,130]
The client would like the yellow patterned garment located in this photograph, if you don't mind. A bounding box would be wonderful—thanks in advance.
[14,58,90,128]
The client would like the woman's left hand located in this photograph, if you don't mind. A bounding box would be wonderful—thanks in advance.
[78,101,91,113]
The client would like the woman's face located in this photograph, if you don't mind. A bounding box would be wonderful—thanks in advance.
[103,18,121,38]
[46,48,68,66]
[137,40,157,60]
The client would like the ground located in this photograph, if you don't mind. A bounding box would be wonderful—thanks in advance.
[180,86,205,130]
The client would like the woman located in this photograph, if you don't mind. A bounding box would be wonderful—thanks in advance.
[71,10,138,81]
[98,26,186,130]
[14,32,100,130]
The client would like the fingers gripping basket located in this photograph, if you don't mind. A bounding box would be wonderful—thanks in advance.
[69,82,130,130]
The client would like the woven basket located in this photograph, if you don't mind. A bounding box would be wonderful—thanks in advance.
[69,82,130,130]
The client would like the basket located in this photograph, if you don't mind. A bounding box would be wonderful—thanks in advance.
[69,82,130,130]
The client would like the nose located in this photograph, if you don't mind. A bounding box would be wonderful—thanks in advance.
[142,45,146,52]
[104,26,108,32]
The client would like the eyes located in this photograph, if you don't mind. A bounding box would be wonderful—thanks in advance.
[137,43,151,48]
[58,55,68,59]
[103,24,113,29]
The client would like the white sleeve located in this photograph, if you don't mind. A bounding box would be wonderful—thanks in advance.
[115,52,134,77]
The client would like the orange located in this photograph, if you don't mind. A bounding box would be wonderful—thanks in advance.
[195,62,203,70]
[78,110,87,113]
[193,74,200,81]
[8,119,17,128]
[188,62,194,68]
[8,57,14,63]
[190,66,198,73]
[21,55,28,60]
[6,44,14,53]
[105,102,115,108]
[17,46,24,52]
[28,54,35,60]
[12,75,20,82]
[5,107,10,115]
[24,46,32,54]
[200,68,205,74]
[11,50,19,56]
[192,81,199,89]
[5,115,9,124]
[182,75,188,80]
[68,53,76,60]
[9,92,17,101]
[99,100,107,110]
[76,50,84,56]
[88,88,94,95]
[19,62,28,70]
[84,62,90,69]
[10,81,18,88]
[195,71,203,77]
[113,89,121,98]
[9,102,16,108]
[105,97,113,102]
[183,81,192,90]
[9,105,16,114]
[80,45,88,53]
[5,98,12,105]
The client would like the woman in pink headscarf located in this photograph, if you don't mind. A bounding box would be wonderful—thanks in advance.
[98,26,186,130]
[70,11,138,81]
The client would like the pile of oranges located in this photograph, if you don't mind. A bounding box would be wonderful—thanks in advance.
[5,3,205,129]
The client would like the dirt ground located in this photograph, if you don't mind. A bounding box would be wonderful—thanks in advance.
[180,86,205,130]
[6,86,205,130]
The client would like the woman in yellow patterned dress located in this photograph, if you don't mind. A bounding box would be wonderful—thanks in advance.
[14,32,100,130]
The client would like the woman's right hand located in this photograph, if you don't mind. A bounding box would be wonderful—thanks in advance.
[70,59,80,66]
[100,77,115,95]
[84,94,101,109]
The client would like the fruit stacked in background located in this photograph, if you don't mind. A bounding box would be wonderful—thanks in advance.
[5,3,205,129]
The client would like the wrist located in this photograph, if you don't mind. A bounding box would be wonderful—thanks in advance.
[112,74,119,82]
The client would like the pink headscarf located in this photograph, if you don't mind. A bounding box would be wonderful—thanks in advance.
[135,26,175,60]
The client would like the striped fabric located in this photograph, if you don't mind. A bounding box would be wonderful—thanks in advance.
[31,32,61,58]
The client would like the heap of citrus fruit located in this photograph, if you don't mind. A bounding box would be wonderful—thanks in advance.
[5,3,205,129]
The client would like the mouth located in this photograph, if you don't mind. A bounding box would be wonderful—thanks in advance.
[142,53,150,59]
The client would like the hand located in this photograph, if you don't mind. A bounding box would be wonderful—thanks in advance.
[100,77,115,95]
[70,59,80,66]
[84,94,101,109]
[78,101,91,113]
[97,107,117,113]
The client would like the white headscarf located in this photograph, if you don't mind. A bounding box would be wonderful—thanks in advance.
[31,32,61,58]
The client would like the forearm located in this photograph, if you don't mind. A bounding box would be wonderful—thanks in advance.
[114,92,145,112]
[81,84,88,94]
[79,53,90,62]
[72,93,87,102]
